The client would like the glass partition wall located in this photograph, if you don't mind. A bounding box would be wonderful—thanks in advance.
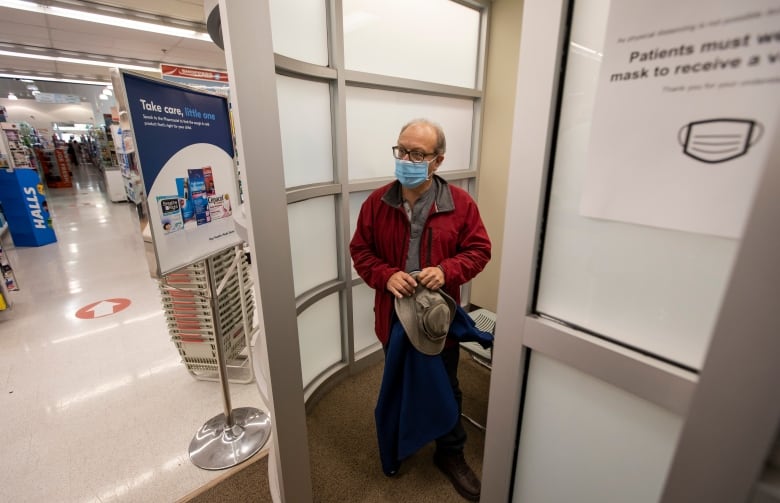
[482,0,779,501]
[269,0,489,396]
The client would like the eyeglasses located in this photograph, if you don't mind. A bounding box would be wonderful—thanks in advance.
[392,146,438,163]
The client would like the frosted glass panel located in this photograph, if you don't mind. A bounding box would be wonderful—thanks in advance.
[348,191,371,278]
[288,196,338,296]
[352,282,379,353]
[513,353,682,503]
[534,0,739,369]
[346,86,474,181]
[269,0,328,66]
[449,179,470,191]
[276,75,334,188]
[298,293,342,387]
[343,0,480,88]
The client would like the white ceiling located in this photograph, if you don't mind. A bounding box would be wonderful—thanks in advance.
[0,0,225,97]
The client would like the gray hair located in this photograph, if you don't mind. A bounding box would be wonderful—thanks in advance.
[399,119,447,154]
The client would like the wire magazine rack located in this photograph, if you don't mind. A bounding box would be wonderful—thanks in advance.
[158,244,257,384]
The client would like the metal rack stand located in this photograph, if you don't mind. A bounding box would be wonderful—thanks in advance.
[158,245,256,383]
[160,244,271,470]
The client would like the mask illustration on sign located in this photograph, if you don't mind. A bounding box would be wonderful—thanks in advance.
[395,159,430,188]
[678,118,763,164]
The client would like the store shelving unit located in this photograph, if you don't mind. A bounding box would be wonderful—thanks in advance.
[34,147,72,188]
[89,127,115,170]
[90,125,126,202]
[1,122,33,169]
[0,204,7,237]
[0,239,17,314]
[121,153,143,204]
[110,124,143,204]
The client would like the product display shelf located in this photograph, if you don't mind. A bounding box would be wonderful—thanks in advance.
[101,124,126,202]
[0,240,17,314]
[0,204,7,238]
[0,280,10,314]
[110,125,143,204]
[34,147,72,188]
[0,123,33,169]
[104,124,119,168]
[158,246,256,383]
[89,127,114,170]
[118,152,143,204]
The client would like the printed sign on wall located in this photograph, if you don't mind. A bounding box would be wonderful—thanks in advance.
[580,0,778,238]
[120,71,241,275]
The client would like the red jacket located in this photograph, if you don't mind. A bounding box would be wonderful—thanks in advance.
[350,176,491,346]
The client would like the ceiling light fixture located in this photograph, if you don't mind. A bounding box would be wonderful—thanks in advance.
[98,94,108,100]
[0,0,212,41]
[0,49,159,72]
[0,73,110,86]
[102,88,113,96]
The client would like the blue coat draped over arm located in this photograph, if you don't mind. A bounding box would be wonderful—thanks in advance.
[375,306,493,475]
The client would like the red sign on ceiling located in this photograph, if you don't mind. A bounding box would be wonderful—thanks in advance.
[160,64,228,83]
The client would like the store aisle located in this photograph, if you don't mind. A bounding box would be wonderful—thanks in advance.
[0,165,267,502]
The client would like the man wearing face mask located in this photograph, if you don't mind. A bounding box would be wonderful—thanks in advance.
[350,118,491,501]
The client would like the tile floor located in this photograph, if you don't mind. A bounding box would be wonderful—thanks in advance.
[0,164,268,502]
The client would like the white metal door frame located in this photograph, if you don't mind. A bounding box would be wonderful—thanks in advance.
[481,0,779,501]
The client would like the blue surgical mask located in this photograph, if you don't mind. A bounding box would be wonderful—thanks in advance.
[394,159,430,188]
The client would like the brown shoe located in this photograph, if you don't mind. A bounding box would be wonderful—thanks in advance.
[434,451,481,501]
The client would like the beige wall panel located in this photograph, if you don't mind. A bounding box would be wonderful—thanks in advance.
[471,0,524,312]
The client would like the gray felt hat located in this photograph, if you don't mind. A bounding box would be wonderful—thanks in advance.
[394,271,457,355]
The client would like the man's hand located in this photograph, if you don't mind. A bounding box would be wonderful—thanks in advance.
[418,266,445,291]
[386,271,417,299]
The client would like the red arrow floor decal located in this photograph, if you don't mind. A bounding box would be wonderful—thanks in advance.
[75,298,132,319]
